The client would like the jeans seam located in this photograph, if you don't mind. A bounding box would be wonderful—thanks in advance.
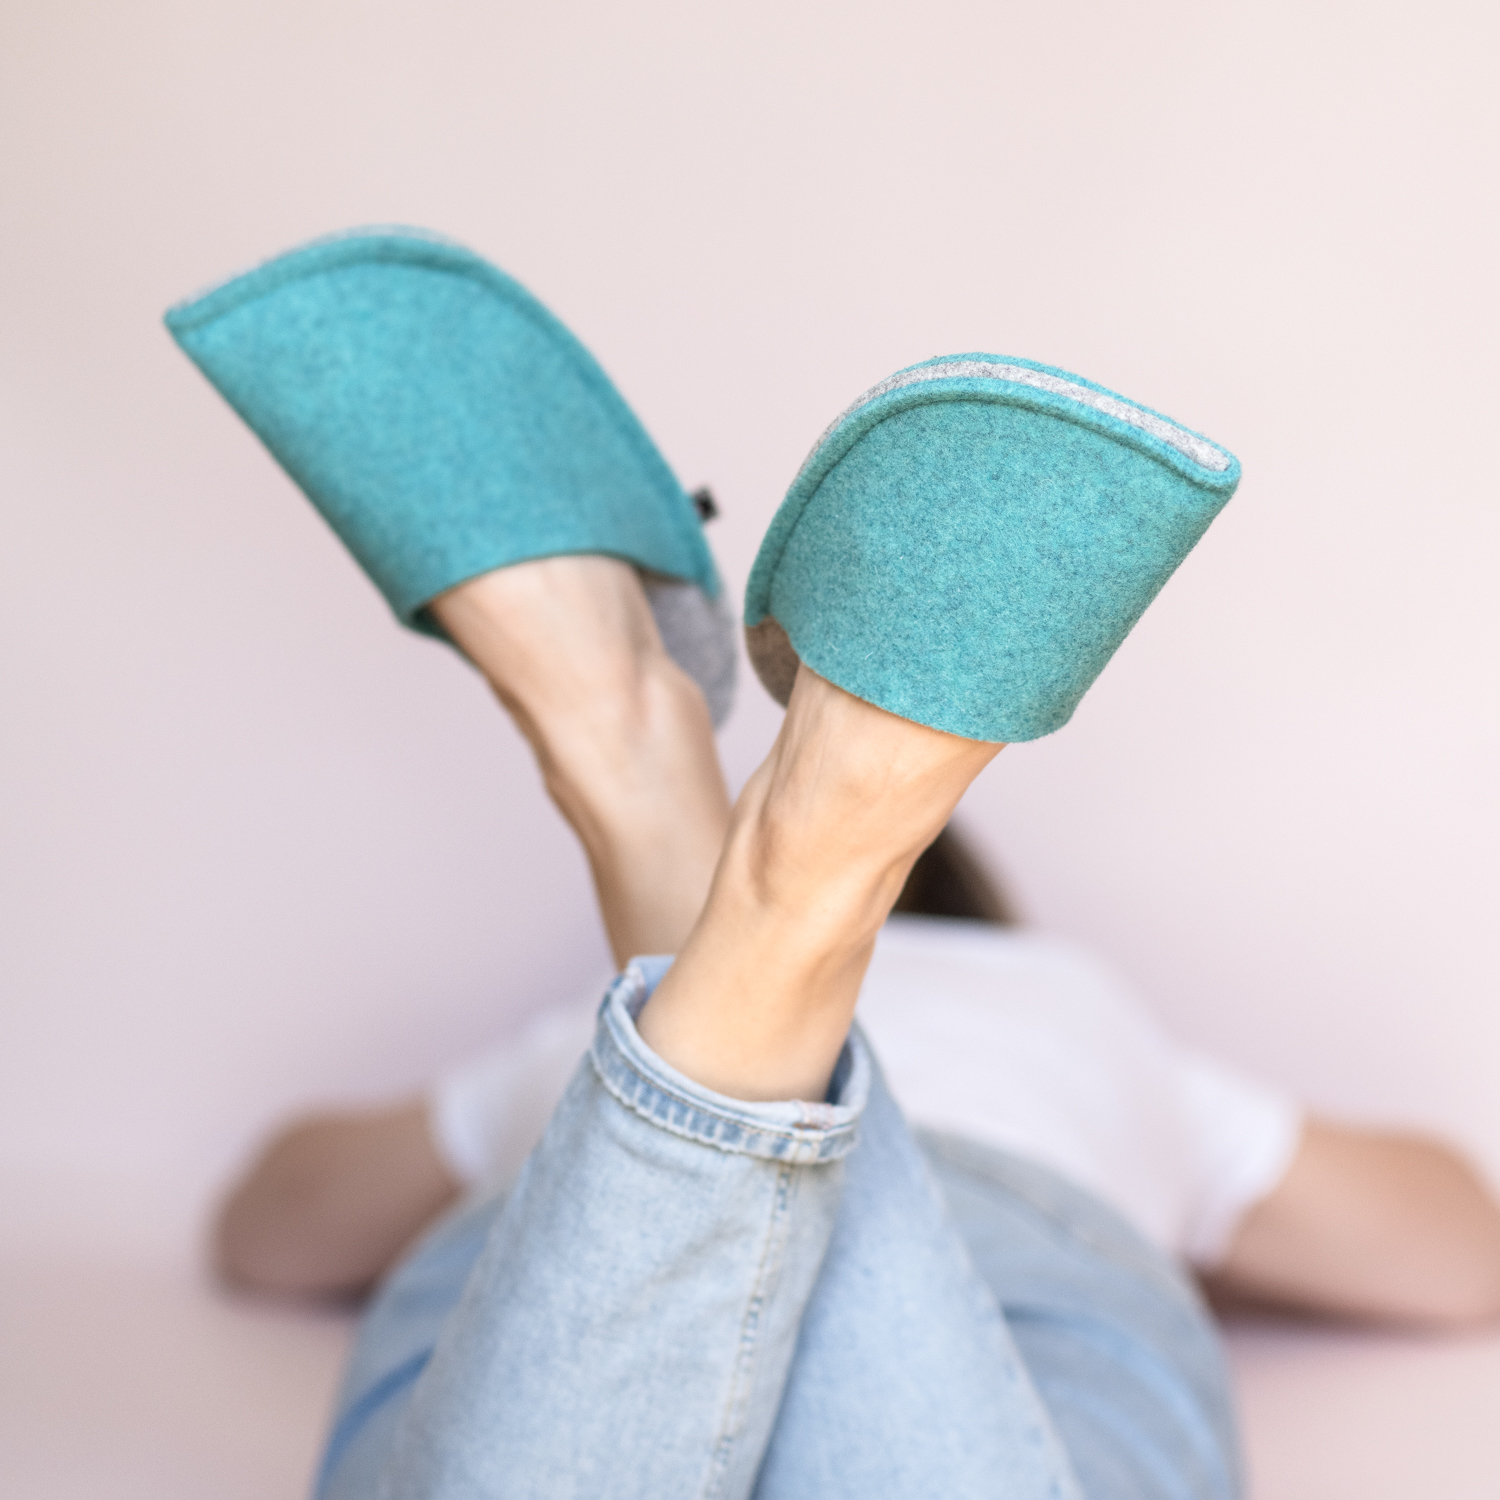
[702,1161,797,1499]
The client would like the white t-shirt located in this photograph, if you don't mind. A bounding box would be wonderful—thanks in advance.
[429,916,1302,1268]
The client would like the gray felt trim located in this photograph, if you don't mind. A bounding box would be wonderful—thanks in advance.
[642,574,738,728]
[744,615,799,707]
[802,360,1231,479]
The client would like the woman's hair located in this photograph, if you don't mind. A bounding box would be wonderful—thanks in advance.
[891,823,1018,926]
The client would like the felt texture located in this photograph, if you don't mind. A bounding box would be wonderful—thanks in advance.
[164,227,722,630]
[744,355,1240,742]
[640,573,737,728]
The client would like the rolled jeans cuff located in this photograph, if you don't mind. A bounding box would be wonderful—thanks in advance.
[591,955,870,1162]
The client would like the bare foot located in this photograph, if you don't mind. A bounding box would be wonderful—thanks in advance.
[638,665,1004,1101]
[429,557,730,964]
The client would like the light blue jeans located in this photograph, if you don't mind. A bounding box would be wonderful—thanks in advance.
[317,959,1241,1499]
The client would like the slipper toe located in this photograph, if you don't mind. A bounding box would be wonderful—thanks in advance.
[745,356,1240,742]
[167,227,735,723]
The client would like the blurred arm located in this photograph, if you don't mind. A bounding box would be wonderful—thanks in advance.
[214,1099,461,1300]
[1208,1117,1500,1328]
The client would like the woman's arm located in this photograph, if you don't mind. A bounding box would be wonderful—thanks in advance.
[214,1099,461,1299]
[1207,1117,1500,1328]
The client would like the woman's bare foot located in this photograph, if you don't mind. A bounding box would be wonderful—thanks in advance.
[639,666,1004,1101]
[429,557,731,964]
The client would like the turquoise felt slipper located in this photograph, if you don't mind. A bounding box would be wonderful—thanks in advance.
[744,356,1241,741]
[165,227,735,724]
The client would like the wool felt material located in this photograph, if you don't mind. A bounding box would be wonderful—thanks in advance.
[744,356,1241,742]
[165,227,735,723]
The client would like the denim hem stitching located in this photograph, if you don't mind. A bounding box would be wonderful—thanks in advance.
[588,972,862,1163]
[590,1039,860,1164]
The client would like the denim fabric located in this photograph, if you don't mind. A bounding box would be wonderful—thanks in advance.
[326,958,868,1500]
[920,1132,1241,1500]
[318,960,1239,1500]
[751,1067,1081,1500]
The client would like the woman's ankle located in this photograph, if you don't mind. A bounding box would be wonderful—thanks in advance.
[432,557,667,748]
[554,671,731,961]
[637,670,1003,1102]
[742,666,1002,915]
[431,559,730,961]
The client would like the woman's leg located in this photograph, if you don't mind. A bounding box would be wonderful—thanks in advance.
[375,638,1006,1492]
[923,1135,1242,1500]
[320,560,1023,1500]
[752,1060,1086,1500]
[319,556,739,1495]
[751,1116,1242,1500]
[427,555,731,966]
[372,956,870,1500]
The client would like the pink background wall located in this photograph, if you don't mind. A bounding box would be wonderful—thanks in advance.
[2,0,1497,1267]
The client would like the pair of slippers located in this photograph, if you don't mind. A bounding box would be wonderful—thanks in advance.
[166,228,1239,742]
